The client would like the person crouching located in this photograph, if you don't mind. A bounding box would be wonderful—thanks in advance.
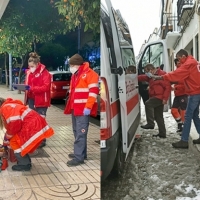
[0,98,54,171]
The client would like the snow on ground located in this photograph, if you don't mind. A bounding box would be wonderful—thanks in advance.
[122,103,200,200]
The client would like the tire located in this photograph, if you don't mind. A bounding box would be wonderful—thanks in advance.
[111,139,125,177]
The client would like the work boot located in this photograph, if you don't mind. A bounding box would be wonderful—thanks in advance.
[38,140,46,148]
[152,133,166,138]
[177,123,183,132]
[67,159,84,167]
[68,153,87,160]
[141,124,154,129]
[172,140,188,149]
[193,137,200,144]
[12,164,31,171]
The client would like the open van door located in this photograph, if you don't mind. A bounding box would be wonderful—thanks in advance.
[105,0,140,158]
[137,40,171,108]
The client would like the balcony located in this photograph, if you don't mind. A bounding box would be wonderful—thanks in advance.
[177,0,194,26]
[161,15,180,39]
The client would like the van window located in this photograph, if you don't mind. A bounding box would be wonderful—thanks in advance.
[111,8,136,70]
[141,43,163,69]
[121,48,136,68]
[112,9,132,47]
[101,8,117,69]
[53,73,72,81]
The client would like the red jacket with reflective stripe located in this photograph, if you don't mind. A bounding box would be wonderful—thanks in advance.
[163,56,200,95]
[138,68,171,101]
[24,63,51,107]
[0,98,54,156]
[64,62,99,116]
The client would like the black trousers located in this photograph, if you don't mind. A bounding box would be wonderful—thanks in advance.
[145,97,166,136]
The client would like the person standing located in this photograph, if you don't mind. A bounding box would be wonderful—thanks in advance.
[171,58,188,133]
[64,54,99,166]
[0,98,54,171]
[153,49,200,148]
[24,52,52,148]
[139,63,171,138]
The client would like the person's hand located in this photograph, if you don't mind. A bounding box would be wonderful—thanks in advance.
[25,85,30,90]
[13,85,17,90]
[83,108,91,115]
[152,75,163,80]
[3,135,9,146]
[162,100,167,104]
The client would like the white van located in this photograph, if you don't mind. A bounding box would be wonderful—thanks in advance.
[101,0,141,180]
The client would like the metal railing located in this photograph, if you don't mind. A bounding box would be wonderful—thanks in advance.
[177,0,194,21]
[162,14,180,39]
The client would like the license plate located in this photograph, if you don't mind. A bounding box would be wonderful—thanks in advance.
[63,86,69,89]
[100,140,106,148]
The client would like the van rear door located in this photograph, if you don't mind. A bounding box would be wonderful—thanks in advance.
[105,0,140,157]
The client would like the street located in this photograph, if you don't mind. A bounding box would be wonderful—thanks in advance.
[101,105,200,200]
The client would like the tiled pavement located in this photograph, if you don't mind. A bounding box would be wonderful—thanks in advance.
[0,85,100,200]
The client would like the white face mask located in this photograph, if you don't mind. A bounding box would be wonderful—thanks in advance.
[30,67,36,73]
[70,67,78,74]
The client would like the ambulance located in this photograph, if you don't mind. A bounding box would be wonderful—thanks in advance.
[100,0,140,180]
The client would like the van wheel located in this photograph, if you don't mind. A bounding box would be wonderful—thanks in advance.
[112,142,125,176]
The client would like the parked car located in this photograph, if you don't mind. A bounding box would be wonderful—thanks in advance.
[50,71,72,100]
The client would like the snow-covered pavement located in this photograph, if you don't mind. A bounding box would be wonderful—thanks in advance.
[102,102,200,200]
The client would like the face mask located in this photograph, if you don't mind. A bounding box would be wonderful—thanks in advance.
[69,67,78,74]
[145,72,152,78]
[179,57,186,64]
[30,67,36,73]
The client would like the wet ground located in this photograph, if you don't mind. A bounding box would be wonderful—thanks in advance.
[101,108,200,200]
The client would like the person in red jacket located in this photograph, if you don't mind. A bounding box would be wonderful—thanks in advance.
[64,54,99,166]
[153,49,200,148]
[24,52,52,148]
[171,58,188,133]
[138,63,171,138]
[0,98,54,171]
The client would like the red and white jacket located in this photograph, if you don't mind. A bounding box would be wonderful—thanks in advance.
[24,63,51,107]
[64,62,99,117]
[1,98,54,156]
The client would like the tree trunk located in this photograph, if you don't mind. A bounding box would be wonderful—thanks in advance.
[18,53,28,94]
[4,53,8,87]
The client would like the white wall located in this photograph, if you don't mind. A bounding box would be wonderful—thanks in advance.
[175,13,199,53]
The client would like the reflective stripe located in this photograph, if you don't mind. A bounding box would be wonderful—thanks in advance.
[75,88,89,92]
[14,148,21,153]
[21,125,50,150]
[21,108,32,120]
[74,99,87,103]
[6,133,13,139]
[89,93,97,98]
[6,108,32,123]
[6,116,21,123]
[4,103,16,108]
[88,83,99,89]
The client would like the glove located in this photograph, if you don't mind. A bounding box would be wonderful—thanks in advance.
[145,72,153,78]
[83,108,91,116]
[25,85,30,90]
